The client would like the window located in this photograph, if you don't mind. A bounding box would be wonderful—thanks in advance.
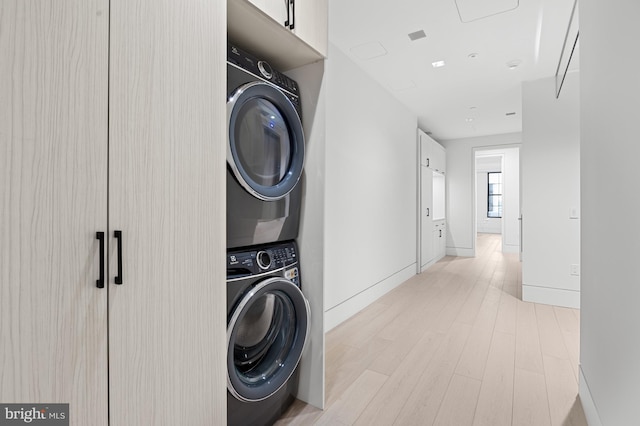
[487,172,502,218]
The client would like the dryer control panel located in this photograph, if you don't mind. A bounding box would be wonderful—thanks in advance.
[227,43,300,97]
[227,241,298,278]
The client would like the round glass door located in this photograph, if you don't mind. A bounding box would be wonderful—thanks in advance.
[227,82,305,201]
[227,277,310,402]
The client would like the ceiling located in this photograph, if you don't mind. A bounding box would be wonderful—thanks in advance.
[328,0,577,141]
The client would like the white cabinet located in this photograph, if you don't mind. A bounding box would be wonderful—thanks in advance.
[419,130,432,167]
[434,221,447,261]
[418,129,446,173]
[1,2,109,422]
[431,142,446,174]
[229,0,328,65]
[247,0,288,25]
[108,1,226,423]
[1,1,226,423]
[293,0,328,56]
[420,166,434,270]
[247,0,327,55]
[418,129,447,272]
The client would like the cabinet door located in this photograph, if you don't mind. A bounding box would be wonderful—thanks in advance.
[420,166,434,269]
[248,0,288,26]
[108,0,226,424]
[439,223,447,258]
[432,143,446,174]
[293,0,328,55]
[433,229,441,261]
[419,130,432,167]
[0,1,109,424]
[432,223,445,261]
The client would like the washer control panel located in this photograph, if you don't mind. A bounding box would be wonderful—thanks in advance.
[227,241,298,277]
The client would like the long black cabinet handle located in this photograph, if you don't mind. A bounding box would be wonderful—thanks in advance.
[284,0,290,28]
[290,0,295,30]
[426,208,430,217]
[114,230,123,285]
[96,232,105,288]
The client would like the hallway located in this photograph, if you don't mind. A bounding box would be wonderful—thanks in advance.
[278,233,588,425]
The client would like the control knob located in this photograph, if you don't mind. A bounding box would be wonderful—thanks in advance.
[256,250,272,270]
[257,60,273,80]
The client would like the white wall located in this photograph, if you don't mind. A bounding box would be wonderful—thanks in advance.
[476,155,503,234]
[441,134,522,257]
[324,43,418,330]
[521,74,580,308]
[579,1,640,424]
[286,60,326,409]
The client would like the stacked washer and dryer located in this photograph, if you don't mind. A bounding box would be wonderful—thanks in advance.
[226,43,310,426]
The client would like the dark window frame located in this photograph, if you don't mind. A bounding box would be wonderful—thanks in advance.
[487,172,503,218]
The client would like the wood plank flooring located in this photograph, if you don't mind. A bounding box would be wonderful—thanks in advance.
[276,233,587,426]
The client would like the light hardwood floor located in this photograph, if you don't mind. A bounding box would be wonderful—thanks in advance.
[277,233,588,426]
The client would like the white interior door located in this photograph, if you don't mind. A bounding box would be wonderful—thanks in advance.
[0,1,109,423]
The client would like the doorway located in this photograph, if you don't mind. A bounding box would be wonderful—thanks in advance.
[474,147,521,254]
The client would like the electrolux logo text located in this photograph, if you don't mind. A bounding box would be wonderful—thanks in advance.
[0,404,68,426]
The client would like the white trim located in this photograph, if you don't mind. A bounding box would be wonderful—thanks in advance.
[446,247,474,257]
[420,258,437,273]
[324,264,416,332]
[522,284,580,308]
[502,243,519,254]
[579,366,603,426]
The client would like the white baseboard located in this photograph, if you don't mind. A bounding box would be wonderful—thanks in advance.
[502,243,519,254]
[522,285,580,308]
[324,263,416,332]
[446,246,474,257]
[579,366,603,426]
[420,253,447,273]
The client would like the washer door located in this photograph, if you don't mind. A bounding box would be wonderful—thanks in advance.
[227,277,310,402]
[227,81,305,201]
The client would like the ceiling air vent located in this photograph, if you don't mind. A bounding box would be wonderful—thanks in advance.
[454,0,519,23]
[408,30,427,41]
[350,41,388,60]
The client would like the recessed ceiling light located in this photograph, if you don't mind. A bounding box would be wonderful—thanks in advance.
[432,60,446,68]
[408,30,427,41]
[506,59,522,69]
[465,118,474,122]
[468,53,479,59]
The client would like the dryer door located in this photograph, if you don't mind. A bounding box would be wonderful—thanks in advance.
[227,277,310,402]
[227,81,305,201]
